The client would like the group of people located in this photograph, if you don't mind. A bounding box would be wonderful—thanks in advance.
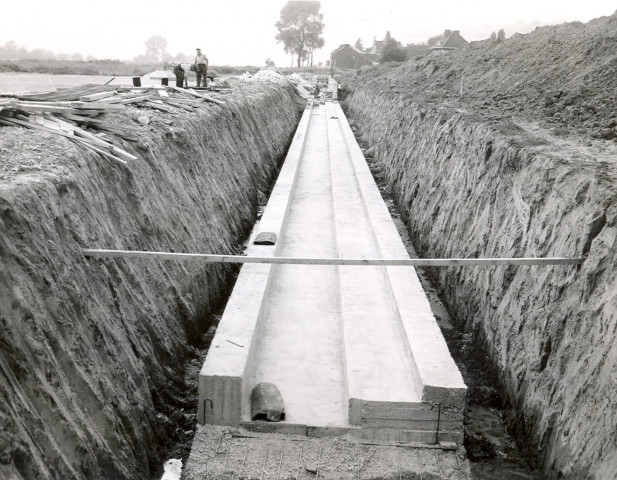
[173,48,209,88]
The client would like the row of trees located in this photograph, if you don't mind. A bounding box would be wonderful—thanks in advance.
[0,41,94,62]
[0,36,192,64]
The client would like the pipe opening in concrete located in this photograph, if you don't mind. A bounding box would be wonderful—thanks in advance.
[251,382,285,422]
[253,231,278,245]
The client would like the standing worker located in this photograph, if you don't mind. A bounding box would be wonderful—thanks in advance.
[194,48,209,87]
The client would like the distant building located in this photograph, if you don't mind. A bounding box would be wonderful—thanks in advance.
[428,30,468,52]
[330,44,373,69]
[367,31,392,56]
[331,31,399,68]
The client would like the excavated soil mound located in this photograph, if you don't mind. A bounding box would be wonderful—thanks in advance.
[0,83,302,479]
[352,11,617,142]
[345,11,617,480]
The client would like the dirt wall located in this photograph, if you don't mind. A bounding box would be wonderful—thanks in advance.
[0,83,301,479]
[348,89,617,478]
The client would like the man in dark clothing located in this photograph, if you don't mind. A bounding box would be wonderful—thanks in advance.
[173,64,185,88]
[194,48,208,87]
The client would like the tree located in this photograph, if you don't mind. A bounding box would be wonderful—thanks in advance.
[275,1,325,68]
[144,35,168,63]
[497,29,506,42]
[490,31,497,42]
[354,38,363,51]
[381,37,407,63]
[173,52,192,63]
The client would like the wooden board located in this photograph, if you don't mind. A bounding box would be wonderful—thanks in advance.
[120,95,153,104]
[71,101,125,110]
[15,103,81,114]
[170,86,225,105]
[79,91,116,102]
[80,249,586,266]
[17,85,111,102]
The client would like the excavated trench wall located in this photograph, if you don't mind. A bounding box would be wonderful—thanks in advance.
[0,83,301,479]
[348,89,617,478]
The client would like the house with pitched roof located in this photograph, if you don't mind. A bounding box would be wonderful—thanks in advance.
[367,31,392,55]
[330,44,373,69]
[428,30,468,52]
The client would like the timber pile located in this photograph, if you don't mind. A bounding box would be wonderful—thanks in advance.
[0,84,225,166]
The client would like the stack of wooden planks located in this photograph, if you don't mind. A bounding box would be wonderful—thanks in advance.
[0,84,225,165]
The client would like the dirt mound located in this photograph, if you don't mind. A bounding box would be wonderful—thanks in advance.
[345,11,617,479]
[351,11,617,141]
[0,82,301,479]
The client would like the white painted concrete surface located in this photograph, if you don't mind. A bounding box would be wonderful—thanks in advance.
[199,101,466,439]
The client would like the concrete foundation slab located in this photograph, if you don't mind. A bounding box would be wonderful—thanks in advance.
[198,101,467,442]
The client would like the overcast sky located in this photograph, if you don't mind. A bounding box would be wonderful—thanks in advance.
[2,0,615,66]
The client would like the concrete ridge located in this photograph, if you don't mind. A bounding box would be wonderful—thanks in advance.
[332,102,467,408]
[198,106,315,425]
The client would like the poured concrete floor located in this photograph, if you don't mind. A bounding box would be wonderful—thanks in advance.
[248,104,421,427]
[199,101,465,435]
[249,106,347,426]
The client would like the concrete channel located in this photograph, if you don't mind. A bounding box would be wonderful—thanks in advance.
[197,99,467,444]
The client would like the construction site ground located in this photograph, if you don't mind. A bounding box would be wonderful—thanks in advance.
[183,425,469,480]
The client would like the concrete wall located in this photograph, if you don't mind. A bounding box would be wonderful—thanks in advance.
[0,83,301,479]
[347,89,617,478]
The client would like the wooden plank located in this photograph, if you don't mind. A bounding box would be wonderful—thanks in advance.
[71,101,125,110]
[169,86,225,105]
[361,418,462,431]
[16,100,73,106]
[79,90,116,102]
[0,115,76,138]
[163,97,203,104]
[59,114,139,142]
[15,103,81,114]
[120,95,152,104]
[30,115,74,134]
[97,96,124,104]
[3,113,132,165]
[362,406,463,422]
[157,90,169,97]
[79,142,128,165]
[17,85,112,102]
[160,99,194,111]
[44,115,137,161]
[143,100,177,113]
[80,249,586,266]
[45,114,121,147]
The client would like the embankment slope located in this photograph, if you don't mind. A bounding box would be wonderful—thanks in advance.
[0,83,301,479]
[346,12,617,479]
